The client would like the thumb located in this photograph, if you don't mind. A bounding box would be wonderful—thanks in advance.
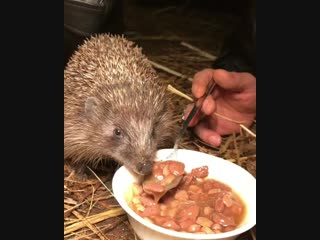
[194,121,222,147]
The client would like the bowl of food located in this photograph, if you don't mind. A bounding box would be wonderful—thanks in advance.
[112,148,256,240]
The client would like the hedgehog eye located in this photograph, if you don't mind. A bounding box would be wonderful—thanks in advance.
[113,128,123,139]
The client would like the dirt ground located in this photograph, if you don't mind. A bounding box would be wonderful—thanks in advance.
[64,1,256,239]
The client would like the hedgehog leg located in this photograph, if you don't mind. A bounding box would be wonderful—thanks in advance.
[65,164,89,182]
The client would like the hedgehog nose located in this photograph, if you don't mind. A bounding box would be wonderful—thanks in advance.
[136,161,153,175]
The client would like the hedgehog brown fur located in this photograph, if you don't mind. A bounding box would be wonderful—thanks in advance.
[64,34,178,178]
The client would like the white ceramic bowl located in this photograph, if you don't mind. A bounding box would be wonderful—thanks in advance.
[112,149,256,240]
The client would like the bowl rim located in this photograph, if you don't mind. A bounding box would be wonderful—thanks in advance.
[112,148,256,239]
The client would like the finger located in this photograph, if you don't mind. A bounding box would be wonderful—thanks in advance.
[201,95,216,115]
[193,121,222,147]
[183,95,216,127]
[192,69,215,98]
[213,69,256,91]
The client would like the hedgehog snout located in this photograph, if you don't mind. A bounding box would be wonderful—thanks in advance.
[136,160,153,175]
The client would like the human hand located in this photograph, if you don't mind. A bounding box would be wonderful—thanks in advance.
[183,69,256,147]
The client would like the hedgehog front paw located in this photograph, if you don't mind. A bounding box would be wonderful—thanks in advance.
[65,165,89,182]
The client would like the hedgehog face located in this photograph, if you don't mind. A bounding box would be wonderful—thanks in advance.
[84,95,169,175]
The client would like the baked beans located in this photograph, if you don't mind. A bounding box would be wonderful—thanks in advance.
[128,160,246,234]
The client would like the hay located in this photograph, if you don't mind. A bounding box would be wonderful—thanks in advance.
[64,1,256,239]
[64,207,126,235]
[149,60,194,82]
[64,51,256,239]
[180,41,217,61]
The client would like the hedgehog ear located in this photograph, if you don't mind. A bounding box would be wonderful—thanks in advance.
[85,97,99,118]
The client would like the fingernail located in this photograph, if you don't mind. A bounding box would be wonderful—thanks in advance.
[209,136,221,146]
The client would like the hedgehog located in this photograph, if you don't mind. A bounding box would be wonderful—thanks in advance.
[64,34,178,179]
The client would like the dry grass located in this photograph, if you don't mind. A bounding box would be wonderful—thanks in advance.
[64,40,256,239]
[64,1,256,239]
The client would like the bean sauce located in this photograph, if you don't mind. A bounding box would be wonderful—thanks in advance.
[128,160,246,234]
